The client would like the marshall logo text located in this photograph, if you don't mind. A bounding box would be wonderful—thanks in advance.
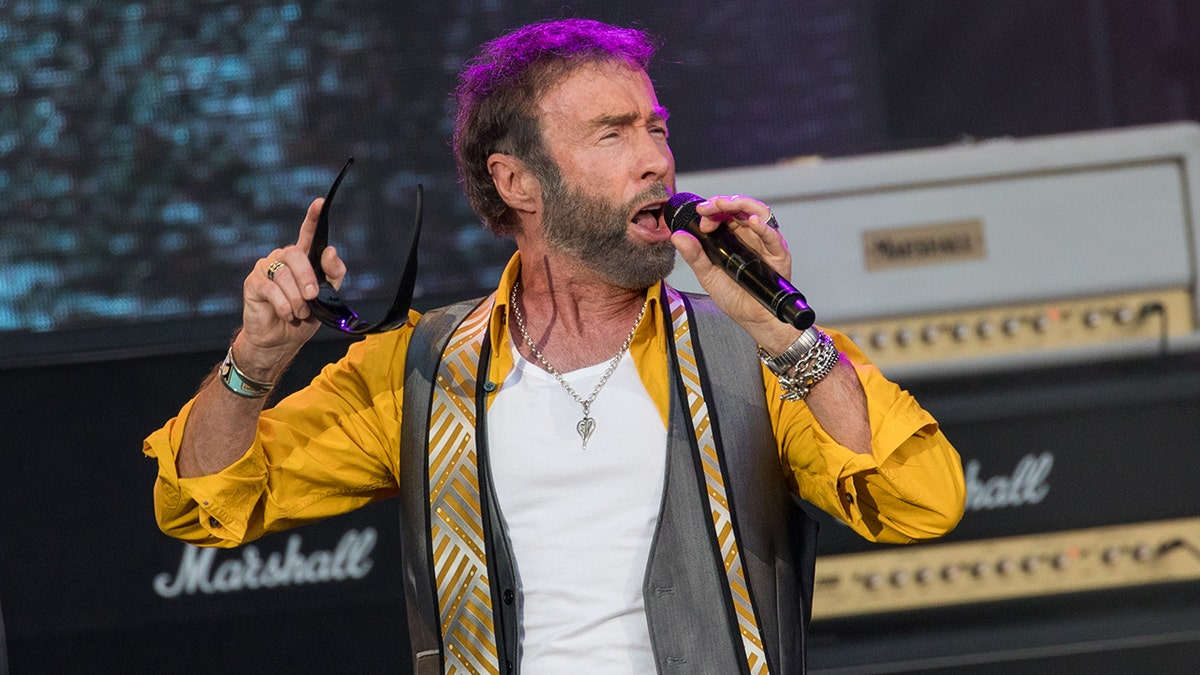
[964,452,1053,511]
[154,527,377,598]
[862,218,986,271]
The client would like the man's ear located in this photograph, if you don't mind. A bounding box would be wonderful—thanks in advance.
[488,153,541,215]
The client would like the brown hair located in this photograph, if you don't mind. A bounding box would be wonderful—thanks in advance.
[452,18,658,234]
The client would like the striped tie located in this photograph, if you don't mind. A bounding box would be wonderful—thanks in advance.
[427,296,500,674]
[667,287,771,675]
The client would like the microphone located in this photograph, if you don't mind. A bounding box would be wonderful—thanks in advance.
[666,191,815,330]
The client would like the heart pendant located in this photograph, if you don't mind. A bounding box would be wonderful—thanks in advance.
[576,416,596,449]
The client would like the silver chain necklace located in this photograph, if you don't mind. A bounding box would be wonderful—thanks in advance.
[509,280,649,450]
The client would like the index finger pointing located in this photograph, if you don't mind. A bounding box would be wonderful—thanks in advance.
[296,197,325,252]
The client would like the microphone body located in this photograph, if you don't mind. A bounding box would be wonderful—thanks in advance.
[666,192,816,330]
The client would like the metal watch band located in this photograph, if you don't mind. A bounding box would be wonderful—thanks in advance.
[757,327,840,401]
[757,326,822,375]
[776,330,840,401]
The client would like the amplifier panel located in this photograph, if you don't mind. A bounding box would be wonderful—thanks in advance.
[669,123,1200,375]
[765,160,1191,320]
[812,517,1200,619]
[831,286,1195,378]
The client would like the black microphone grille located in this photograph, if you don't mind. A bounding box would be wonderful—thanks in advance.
[665,191,704,233]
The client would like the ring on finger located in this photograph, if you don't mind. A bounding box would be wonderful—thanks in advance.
[266,259,285,281]
[763,212,780,230]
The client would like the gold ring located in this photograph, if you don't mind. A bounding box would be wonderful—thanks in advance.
[266,260,285,281]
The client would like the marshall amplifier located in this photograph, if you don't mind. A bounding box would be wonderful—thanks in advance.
[669,122,1200,379]
[665,124,1200,671]
[803,351,1200,673]
[0,343,413,673]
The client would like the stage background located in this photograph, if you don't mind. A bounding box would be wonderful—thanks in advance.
[4,1,1200,673]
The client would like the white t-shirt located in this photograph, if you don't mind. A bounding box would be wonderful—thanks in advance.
[487,342,668,673]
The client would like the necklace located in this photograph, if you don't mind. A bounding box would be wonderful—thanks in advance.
[509,280,649,450]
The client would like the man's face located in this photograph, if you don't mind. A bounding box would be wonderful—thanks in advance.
[539,164,675,289]
[532,62,678,288]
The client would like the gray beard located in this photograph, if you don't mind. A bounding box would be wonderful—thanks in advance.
[540,175,676,290]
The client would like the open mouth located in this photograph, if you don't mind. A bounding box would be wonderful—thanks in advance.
[631,202,667,232]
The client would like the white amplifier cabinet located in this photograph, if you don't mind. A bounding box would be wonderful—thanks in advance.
[669,123,1200,377]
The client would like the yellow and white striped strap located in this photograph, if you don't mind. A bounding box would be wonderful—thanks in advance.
[425,288,768,673]
[427,294,500,674]
[666,287,771,675]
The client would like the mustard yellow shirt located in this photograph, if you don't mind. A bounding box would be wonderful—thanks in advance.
[146,256,965,548]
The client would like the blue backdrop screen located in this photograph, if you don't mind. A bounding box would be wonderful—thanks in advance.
[0,1,881,365]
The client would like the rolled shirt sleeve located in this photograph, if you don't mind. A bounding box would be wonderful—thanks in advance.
[143,323,415,547]
[774,329,966,544]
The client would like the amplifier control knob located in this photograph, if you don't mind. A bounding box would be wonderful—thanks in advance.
[977,320,996,339]
[1115,307,1135,325]
[995,558,1015,576]
[952,324,971,342]
[921,326,940,344]
[863,572,884,591]
[1102,547,1121,565]
[1022,556,1041,574]
[1084,310,1103,328]
[871,331,890,350]
[895,328,913,347]
[1133,543,1153,562]
[890,569,910,587]
[1003,318,1021,336]
[1032,314,1051,332]
[914,566,934,584]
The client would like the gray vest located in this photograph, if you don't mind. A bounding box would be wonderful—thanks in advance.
[398,291,818,674]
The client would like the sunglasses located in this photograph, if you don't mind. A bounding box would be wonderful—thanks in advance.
[306,158,422,334]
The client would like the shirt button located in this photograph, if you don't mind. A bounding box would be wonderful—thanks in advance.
[844,493,854,504]
[209,517,221,528]
[483,381,497,392]
[502,589,515,605]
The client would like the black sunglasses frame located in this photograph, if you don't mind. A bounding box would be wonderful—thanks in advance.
[306,157,422,335]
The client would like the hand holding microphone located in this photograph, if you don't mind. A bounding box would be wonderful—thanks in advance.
[666,192,816,330]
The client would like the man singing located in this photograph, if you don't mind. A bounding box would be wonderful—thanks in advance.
[146,17,965,674]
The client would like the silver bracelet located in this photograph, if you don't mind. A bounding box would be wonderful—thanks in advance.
[219,347,274,398]
[756,326,822,374]
[758,328,840,401]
